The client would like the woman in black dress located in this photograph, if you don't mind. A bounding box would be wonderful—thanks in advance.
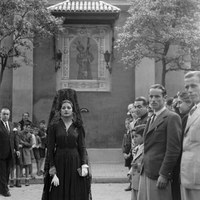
[42,89,91,200]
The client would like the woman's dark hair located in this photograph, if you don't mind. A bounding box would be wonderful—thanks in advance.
[48,89,83,128]
[61,99,73,109]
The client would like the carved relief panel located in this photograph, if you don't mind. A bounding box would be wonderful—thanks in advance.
[56,25,111,92]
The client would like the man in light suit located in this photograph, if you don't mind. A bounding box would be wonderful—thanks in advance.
[137,84,182,200]
[181,71,200,200]
[0,108,19,197]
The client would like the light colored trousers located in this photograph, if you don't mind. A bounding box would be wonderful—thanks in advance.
[131,189,138,200]
[181,186,200,200]
[137,173,172,200]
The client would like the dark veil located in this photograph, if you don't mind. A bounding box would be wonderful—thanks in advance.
[47,88,83,128]
[41,88,92,200]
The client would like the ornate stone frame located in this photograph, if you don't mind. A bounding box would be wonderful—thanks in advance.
[56,25,111,92]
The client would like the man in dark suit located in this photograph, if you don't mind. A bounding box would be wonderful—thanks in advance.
[18,112,32,130]
[0,108,20,197]
[137,84,182,200]
[134,96,149,126]
[125,97,149,192]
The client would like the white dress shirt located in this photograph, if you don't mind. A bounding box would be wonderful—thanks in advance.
[1,120,10,132]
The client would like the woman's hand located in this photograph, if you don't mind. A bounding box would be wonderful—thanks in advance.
[51,174,59,187]
[81,164,89,177]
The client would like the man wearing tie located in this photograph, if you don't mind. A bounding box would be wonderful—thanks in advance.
[181,71,200,200]
[0,108,19,197]
[137,84,182,200]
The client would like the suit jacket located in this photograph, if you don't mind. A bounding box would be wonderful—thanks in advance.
[142,109,182,180]
[181,105,200,189]
[0,120,18,160]
[135,112,149,127]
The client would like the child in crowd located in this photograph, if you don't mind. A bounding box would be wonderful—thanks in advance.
[29,128,36,179]
[32,126,42,176]
[122,118,133,191]
[21,122,33,186]
[128,124,145,200]
[9,123,22,187]
[15,123,23,186]
[38,120,47,175]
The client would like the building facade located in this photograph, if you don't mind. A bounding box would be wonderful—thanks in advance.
[0,0,184,148]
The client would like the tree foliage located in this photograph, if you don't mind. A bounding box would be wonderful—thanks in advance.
[116,0,200,85]
[0,0,63,85]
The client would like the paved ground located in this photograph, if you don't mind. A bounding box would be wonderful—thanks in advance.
[19,162,129,184]
[1,183,131,200]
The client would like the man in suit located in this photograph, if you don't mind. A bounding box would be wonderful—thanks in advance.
[18,112,32,130]
[137,84,182,200]
[181,71,200,200]
[134,96,149,127]
[125,97,149,192]
[171,91,193,200]
[0,108,20,197]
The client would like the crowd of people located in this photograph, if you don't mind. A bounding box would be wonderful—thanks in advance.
[0,111,47,196]
[0,88,91,200]
[1,71,200,200]
[122,71,200,200]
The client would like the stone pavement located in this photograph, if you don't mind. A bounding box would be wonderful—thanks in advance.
[91,163,129,183]
[1,183,131,200]
[18,162,129,184]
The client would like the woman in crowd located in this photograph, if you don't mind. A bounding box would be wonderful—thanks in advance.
[42,88,91,200]
[122,118,133,191]
[21,122,33,186]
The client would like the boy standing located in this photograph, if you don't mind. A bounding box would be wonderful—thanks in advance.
[128,125,145,200]
[38,120,47,175]
[122,118,133,191]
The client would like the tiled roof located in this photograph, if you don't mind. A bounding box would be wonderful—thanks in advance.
[48,0,120,13]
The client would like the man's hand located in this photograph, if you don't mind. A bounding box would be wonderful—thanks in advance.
[156,175,168,189]
[16,151,20,158]
[123,153,130,159]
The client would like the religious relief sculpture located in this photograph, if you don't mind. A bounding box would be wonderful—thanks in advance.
[75,37,94,80]
[59,25,111,91]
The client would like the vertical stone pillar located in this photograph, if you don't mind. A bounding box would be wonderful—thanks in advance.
[12,41,33,122]
[135,58,155,98]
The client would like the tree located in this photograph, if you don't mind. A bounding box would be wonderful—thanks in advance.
[116,0,200,86]
[0,0,63,86]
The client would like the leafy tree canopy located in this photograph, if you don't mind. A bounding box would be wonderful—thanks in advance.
[116,0,200,85]
[0,0,63,85]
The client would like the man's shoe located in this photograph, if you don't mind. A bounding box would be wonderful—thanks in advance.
[1,191,11,197]
[124,185,131,191]
[25,179,30,186]
[15,180,22,188]
[9,179,15,188]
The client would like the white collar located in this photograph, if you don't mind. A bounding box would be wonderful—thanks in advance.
[195,102,200,109]
[136,143,144,151]
[154,106,166,117]
[1,120,8,125]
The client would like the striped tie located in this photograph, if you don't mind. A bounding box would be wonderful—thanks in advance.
[5,122,10,132]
